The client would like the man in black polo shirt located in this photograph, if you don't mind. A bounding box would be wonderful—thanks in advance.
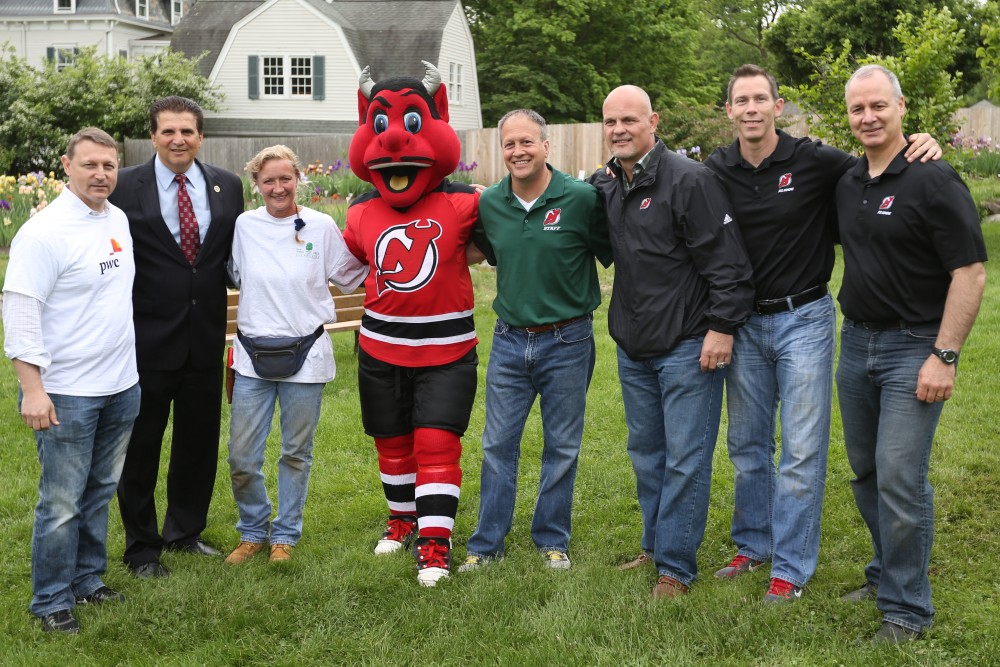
[836,64,986,643]
[705,64,940,604]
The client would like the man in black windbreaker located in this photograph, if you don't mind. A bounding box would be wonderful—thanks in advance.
[589,85,754,599]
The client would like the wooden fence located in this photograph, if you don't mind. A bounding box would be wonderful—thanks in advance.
[124,124,606,186]
[954,101,1000,144]
[123,101,1000,186]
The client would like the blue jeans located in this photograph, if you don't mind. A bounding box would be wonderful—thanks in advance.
[227,374,325,546]
[836,320,944,632]
[466,316,595,557]
[27,384,140,617]
[725,294,835,586]
[617,338,723,586]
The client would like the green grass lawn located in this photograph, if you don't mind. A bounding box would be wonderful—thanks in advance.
[0,226,998,666]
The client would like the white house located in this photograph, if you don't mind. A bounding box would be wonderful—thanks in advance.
[172,0,483,134]
[0,0,188,67]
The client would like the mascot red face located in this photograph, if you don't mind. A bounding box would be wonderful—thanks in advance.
[349,61,461,210]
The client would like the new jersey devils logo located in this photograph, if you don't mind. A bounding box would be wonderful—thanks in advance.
[374,218,443,296]
[778,173,792,188]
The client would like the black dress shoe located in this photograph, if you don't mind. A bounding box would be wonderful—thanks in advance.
[166,539,222,557]
[130,562,171,579]
[38,609,80,633]
[76,585,126,605]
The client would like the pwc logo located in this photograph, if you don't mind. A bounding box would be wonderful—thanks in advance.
[109,238,123,254]
[373,218,442,296]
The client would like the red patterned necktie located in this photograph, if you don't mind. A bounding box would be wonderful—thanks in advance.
[175,173,201,264]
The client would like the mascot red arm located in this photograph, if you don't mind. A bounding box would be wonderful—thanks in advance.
[342,61,479,587]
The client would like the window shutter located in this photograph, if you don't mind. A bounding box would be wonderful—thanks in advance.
[312,55,325,101]
[46,47,55,62]
[248,55,259,100]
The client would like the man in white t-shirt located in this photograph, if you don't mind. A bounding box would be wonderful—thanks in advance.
[2,127,140,634]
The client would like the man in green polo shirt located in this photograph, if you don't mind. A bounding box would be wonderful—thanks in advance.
[460,109,613,572]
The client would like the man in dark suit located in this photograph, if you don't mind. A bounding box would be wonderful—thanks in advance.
[110,96,243,578]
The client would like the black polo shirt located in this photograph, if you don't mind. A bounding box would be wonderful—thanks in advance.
[835,146,988,324]
[705,129,855,300]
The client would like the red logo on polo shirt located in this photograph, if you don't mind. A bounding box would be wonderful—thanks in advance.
[543,208,562,225]
[879,196,895,210]
[778,173,792,188]
[639,198,652,210]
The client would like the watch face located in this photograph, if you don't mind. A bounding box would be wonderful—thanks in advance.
[936,349,958,364]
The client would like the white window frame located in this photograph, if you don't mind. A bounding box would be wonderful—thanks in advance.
[52,44,77,71]
[136,0,149,20]
[260,55,313,99]
[54,0,76,13]
[171,0,183,25]
[448,62,463,104]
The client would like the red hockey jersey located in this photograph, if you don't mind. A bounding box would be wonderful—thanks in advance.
[344,183,479,367]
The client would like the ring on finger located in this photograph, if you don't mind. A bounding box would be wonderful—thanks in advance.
[716,361,728,370]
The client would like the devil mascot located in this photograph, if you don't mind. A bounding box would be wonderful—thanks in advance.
[343,61,479,587]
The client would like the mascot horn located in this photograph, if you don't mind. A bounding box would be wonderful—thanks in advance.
[342,61,479,588]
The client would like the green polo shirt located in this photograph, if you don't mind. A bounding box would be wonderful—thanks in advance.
[473,165,613,327]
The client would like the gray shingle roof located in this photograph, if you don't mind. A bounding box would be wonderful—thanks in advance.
[1,0,117,14]
[2,0,177,27]
[170,0,262,77]
[171,0,458,79]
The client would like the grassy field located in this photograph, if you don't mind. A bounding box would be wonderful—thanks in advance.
[0,226,997,666]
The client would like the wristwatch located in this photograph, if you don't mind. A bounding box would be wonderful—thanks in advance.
[932,347,959,365]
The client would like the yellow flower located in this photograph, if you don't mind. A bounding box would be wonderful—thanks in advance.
[3,216,11,227]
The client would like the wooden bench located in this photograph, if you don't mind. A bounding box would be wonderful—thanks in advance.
[225,286,366,348]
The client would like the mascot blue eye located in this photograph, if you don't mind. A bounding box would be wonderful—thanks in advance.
[373,112,389,134]
[403,112,422,134]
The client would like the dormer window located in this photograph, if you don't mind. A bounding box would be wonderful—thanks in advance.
[171,0,183,25]
[136,0,149,20]
[54,0,75,13]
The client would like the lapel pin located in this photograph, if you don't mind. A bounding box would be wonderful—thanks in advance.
[214,185,221,192]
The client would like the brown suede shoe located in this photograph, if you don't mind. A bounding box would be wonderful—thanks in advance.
[619,553,653,570]
[651,574,689,599]
[224,541,266,565]
[270,544,293,562]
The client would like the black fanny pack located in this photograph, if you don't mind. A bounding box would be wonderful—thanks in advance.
[236,325,325,380]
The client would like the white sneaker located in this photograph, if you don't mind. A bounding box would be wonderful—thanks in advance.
[415,537,451,587]
[543,550,571,570]
[373,516,417,555]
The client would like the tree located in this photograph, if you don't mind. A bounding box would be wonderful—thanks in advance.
[0,47,220,174]
[465,0,714,125]
[784,8,964,151]
[978,1,1000,101]
[765,0,984,97]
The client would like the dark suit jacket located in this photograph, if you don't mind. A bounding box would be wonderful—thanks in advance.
[111,157,243,371]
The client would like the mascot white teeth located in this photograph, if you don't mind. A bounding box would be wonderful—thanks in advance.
[342,61,479,587]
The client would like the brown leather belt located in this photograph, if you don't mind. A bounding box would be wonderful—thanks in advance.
[754,284,828,315]
[517,315,588,334]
